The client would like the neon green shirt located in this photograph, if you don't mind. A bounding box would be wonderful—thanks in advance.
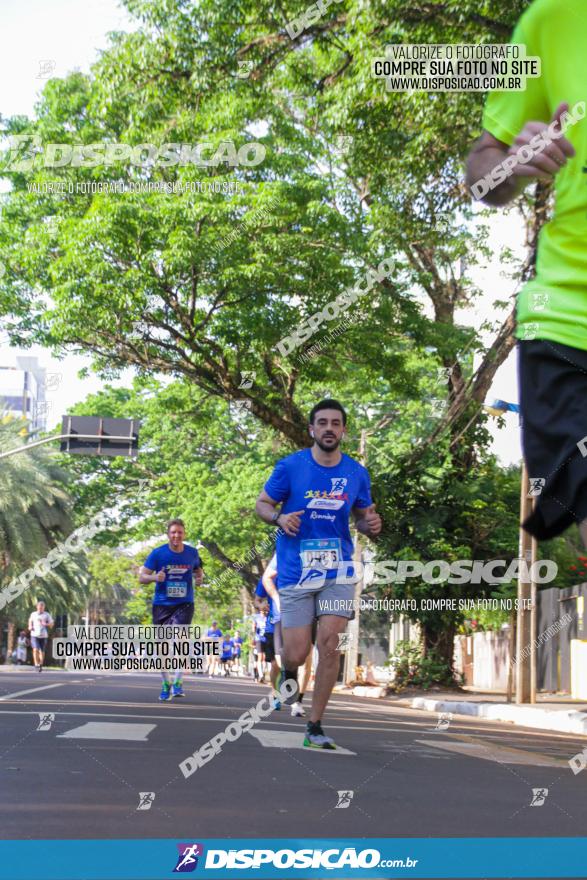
[482,0,587,351]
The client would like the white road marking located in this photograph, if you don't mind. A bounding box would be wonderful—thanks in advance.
[249,729,356,755]
[0,709,372,732]
[0,683,68,702]
[58,722,156,741]
[417,738,565,768]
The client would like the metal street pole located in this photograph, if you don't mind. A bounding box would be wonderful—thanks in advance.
[344,429,367,685]
[516,462,536,703]
[530,531,538,704]
[0,432,137,461]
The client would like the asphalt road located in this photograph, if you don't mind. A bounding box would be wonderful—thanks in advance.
[1,667,585,845]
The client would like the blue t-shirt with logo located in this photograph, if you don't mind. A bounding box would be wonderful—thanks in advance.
[264,448,372,589]
[231,636,243,656]
[221,638,233,660]
[255,580,280,632]
[207,627,222,638]
[143,543,201,606]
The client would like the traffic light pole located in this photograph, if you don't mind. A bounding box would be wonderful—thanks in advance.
[0,433,137,461]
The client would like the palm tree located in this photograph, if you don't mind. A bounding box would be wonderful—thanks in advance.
[0,415,87,659]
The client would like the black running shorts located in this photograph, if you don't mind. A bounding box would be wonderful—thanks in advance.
[151,603,194,625]
[263,632,276,663]
[518,339,587,539]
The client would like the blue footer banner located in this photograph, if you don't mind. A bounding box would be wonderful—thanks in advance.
[0,837,585,879]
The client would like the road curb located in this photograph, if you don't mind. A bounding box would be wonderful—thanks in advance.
[408,696,587,735]
[333,684,388,699]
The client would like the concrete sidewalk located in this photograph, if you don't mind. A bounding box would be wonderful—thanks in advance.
[395,688,587,736]
[333,681,587,735]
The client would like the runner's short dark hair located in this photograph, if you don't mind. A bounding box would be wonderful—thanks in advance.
[167,518,185,532]
[309,399,347,426]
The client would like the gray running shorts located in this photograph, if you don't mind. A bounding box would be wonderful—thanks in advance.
[279,579,356,629]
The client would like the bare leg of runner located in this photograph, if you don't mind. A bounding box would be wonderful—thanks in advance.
[310,616,348,724]
[298,651,312,700]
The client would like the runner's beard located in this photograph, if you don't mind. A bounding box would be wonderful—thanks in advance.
[315,435,341,453]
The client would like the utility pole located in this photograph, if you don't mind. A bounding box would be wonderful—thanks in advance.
[344,429,366,685]
[483,402,537,704]
[516,462,537,703]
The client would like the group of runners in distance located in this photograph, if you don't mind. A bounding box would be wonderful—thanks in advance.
[204,623,244,677]
[138,398,382,750]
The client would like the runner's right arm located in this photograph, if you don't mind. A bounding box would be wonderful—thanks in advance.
[255,489,304,536]
[466,105,574,207]
[139,566,165,584]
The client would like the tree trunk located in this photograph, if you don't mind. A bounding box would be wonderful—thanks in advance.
[6,620,16,661]
[422,619,457,683]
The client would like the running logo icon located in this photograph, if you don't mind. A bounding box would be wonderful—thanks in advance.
[330,477,347,495]
[136,792,155,811]
[238,371,256,389]
[335,790,354,808]
[530,788,548,807]
[36,713,55,731]
[337,632,353,651]
[433,712,452,731]
[528,477,545,497]
[173,843,204,872]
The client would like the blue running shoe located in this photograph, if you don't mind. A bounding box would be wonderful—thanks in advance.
[172,681,185,698]
[159,681,172,701]
[304,722,336,750]
[273,696,281,711]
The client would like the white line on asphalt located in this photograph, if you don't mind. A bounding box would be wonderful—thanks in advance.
[0,708,425,733]
[0,683,68,702]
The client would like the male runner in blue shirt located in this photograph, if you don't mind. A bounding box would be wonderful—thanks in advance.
[231,630,244,675]
[255,559,282,709]
[139,519,203,701]
[206,621,223,677]
[255,399,381,749]
[220,634,233,676]
[257,553,310,716]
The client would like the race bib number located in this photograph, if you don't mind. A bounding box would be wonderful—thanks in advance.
[166,584,187,598]
[300,538,341,571]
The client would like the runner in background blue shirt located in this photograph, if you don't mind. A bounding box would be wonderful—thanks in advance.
[139,518,203,701]
[220,635,233,676]
[255,556,283,710]
[206,621,223,677]
[231,631,244,675]
[252,606,268,684]
[258,554,310,718]
[255,399,381,750]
